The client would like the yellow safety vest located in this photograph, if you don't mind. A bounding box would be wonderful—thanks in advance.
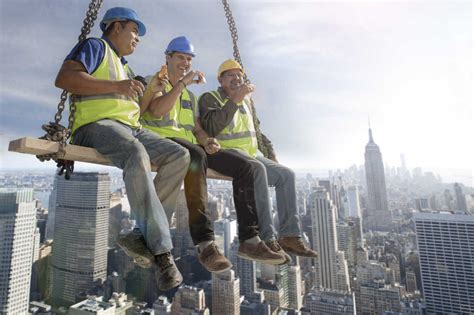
[141,82,197,143]
[72,39,141,135]
[206,91,258,157]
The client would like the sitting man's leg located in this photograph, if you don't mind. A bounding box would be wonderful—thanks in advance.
[73,119,188,291]
[154,137,232,273]
[256,156,317,258]
[207,149,286,265]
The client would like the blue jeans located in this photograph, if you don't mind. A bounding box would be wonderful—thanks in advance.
[73,119,190,255]
[229,150,301,241]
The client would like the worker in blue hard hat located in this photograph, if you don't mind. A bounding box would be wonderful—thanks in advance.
[199,59,318,258]
[55,7,188,291]
[141,36,288,268]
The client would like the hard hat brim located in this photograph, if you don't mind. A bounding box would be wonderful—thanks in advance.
[100,18,146,36]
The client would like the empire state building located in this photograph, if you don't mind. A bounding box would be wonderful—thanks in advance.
[364,128,392,231]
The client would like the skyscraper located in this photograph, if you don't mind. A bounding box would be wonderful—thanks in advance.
[287,263,303,310]
[46,174,58,240]
[308,187,350,291]
[414,212,474,314]
[51,173,110,308]
[0,189,36,314]
[346,185,362,218]
[212,270,240,315]
[364,127,392,231]
[454,183,468,213]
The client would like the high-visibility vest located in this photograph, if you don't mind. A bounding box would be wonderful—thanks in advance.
[72,38,141,135]
[206,91,258,157]
[141,82,197,143]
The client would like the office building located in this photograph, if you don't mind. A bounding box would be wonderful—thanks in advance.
[0,189,36,314]
[51,173,110,307]
[414,212,474,314]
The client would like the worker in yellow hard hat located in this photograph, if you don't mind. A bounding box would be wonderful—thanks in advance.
[199,59,318,258]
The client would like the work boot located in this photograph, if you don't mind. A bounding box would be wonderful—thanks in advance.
[279,236,318,258]
[155,252,183,291]
[238,241,286,265]
[116,229,154,268]
[198,242,233,273]
[266,240,292,264]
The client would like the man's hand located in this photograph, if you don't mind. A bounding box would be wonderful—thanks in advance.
[181,70,206,86]
[116,79,145,99]
[229,83,255,103]
[204,137,220,155]
[148,71,169,94]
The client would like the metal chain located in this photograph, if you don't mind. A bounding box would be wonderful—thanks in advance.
[221,0,270,158]
[37,0,103,163]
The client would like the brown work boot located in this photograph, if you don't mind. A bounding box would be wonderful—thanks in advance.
[266,240,292,264]
[279,236,318,258]
[155,252,183,291]
[198,242,233,273]
[116,230,154,268]
[238,241,286,265]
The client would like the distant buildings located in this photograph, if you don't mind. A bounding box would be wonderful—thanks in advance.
[414,212,474,314]
[303,288,354,314]
[51,173,110,308]
[0,189,36,314]
[171,285,209,314]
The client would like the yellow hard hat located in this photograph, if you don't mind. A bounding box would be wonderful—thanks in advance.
[217,59,244,79]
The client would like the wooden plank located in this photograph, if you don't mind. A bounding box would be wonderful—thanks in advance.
[8,137,232,180]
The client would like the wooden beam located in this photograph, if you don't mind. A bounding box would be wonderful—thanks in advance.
[8,137,232,180]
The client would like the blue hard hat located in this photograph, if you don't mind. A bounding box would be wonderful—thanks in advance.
[100,7,146,36]
[165,36,195,57]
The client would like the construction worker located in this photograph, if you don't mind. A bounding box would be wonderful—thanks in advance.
[140,36,287,267]
[199,59,318,258]
[55,7,188,291]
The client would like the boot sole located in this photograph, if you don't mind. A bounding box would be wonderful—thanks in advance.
[117,240,154,269]
[237,252,286,265]
[281,248,317,258]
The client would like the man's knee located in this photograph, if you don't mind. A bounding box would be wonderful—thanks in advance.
[127,141,151,169]
[188,145,207,170]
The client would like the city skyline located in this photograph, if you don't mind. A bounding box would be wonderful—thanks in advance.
[0,0,472,177]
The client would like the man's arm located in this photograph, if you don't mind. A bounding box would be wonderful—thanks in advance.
[144,70,204,118]
[55,60,144,98]
[193,119,220,154]
[198,92,239,137]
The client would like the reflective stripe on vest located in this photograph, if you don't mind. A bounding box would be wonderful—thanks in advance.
[72,39,141,135]
[141,82,197,143]
[207,90,258,157]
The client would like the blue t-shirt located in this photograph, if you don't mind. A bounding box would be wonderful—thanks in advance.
[65,37,127,74]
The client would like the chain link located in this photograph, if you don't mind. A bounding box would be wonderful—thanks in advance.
[221,0,270,158]
[37,0,104,164]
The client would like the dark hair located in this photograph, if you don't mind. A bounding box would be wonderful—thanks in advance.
[103,20,129,36]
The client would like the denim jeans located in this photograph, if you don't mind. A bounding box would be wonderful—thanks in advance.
[73,119,190,255]
[228,150,302,241]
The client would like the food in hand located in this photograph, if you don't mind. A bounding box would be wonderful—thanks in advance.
[157,65,168,80]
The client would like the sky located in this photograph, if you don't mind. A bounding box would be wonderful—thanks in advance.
[0,0,472,185]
